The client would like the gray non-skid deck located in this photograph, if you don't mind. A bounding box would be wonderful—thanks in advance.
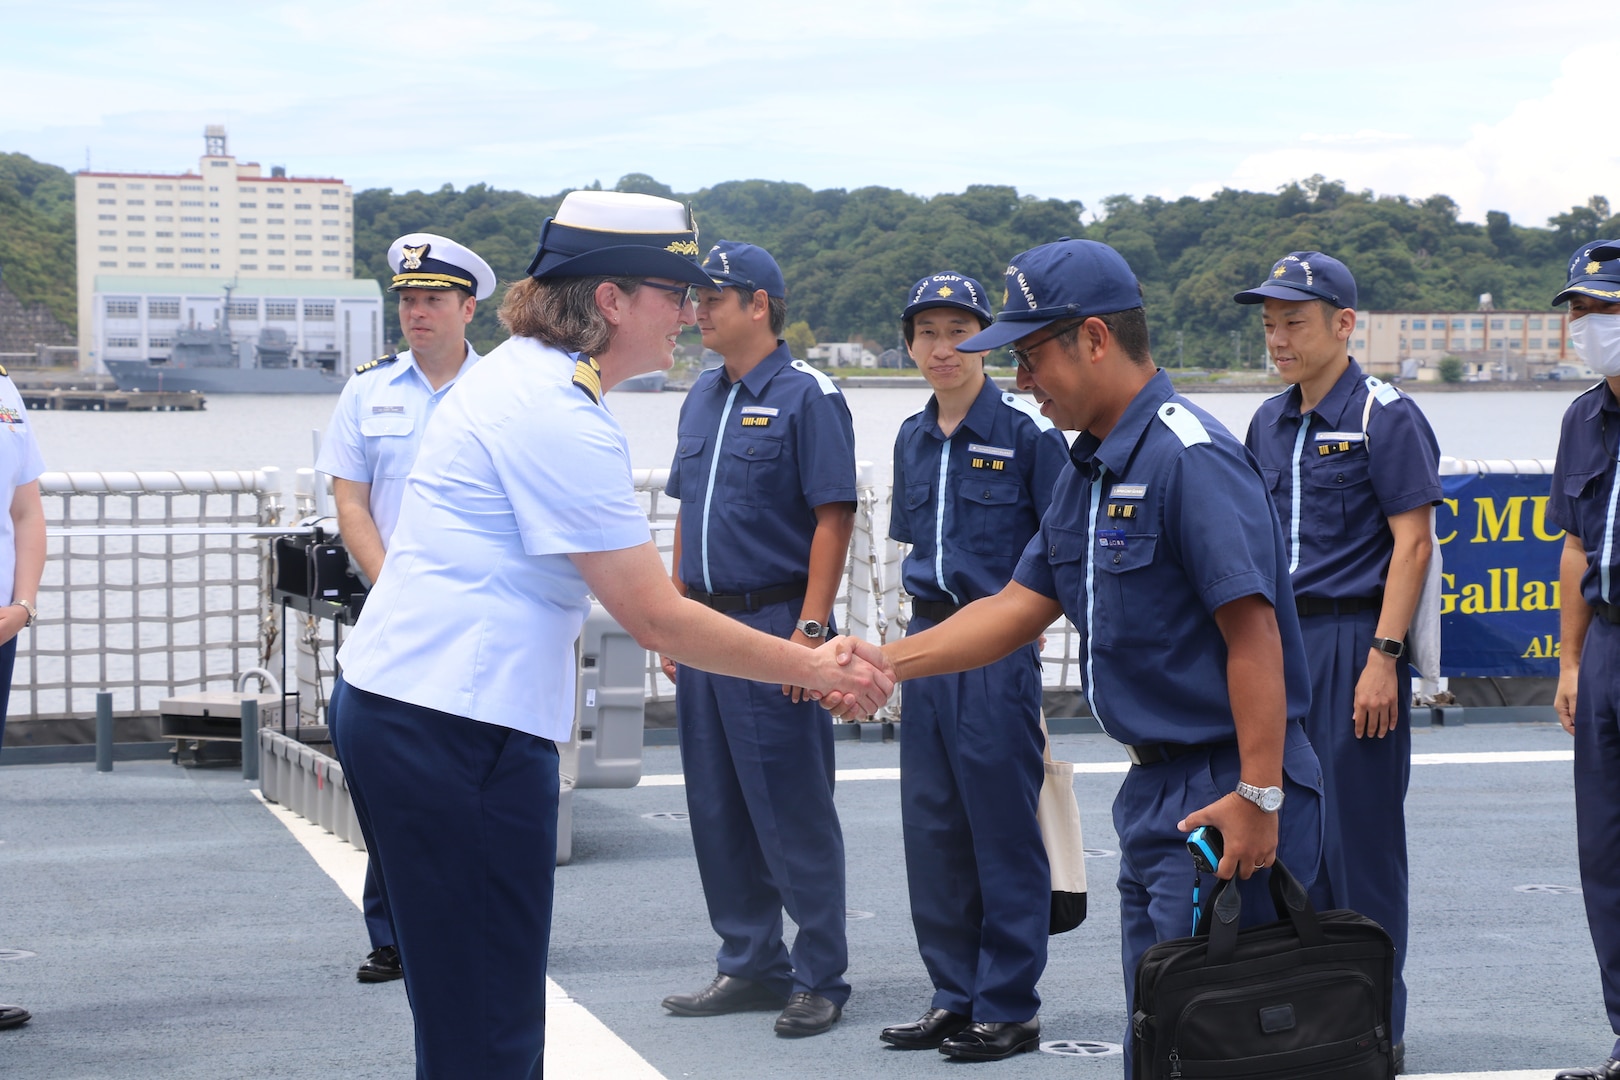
[1,722,1608,1077]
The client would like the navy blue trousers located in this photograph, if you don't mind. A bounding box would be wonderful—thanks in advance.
[674,601,849,1004]
[1574,619,1620,1058]
[899,626,1047,1022]
[331,677,560,1080]
[1117,723,1323,1077]
[0,636,17,750]
[1297,608,1412,1044]
[324,678,395,952]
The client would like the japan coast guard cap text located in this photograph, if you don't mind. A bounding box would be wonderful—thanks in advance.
[1233,251,1358,310]
[959,239,1143,353]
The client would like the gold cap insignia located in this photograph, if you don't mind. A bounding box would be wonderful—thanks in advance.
[936,285,954,298]
[666,239,700,256]
[401,243,429,271]
[1272,265,1287,278]
[1588,260,1604,275]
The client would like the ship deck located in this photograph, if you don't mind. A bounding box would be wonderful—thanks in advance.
[0,721,1601,1078]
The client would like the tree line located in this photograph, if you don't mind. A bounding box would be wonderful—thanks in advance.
[4,150,1618,368]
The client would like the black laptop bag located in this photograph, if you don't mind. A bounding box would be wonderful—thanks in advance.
[1132,860,1396,1079]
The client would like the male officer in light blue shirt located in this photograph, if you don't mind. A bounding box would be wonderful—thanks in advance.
[880,272,1068,1061]
[1550,239,1620,1080]
[659,241,859,1039]
[317,231,494,982]
[825,239,1324,1077]
[1237,252,1440,1063]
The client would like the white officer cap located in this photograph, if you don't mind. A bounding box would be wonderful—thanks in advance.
[387,233,497,301]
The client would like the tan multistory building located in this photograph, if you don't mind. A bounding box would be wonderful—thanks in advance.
[73,125,356,371]
[1352,309,1588,382]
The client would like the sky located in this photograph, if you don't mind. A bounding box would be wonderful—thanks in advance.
[5,1,1617,229]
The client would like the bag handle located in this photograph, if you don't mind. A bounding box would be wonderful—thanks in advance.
[1202,858,1326,965]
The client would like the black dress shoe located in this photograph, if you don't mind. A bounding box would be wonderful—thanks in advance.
[0,1005,30,1030]
[1392,1040,1405,1076]
[662,974,788,1017]
[1556,1058,1620,1080]
[774,992,842,1038]
[939,1017,1041,1061]
[356,945,403,983]
[880,1008,970,1050]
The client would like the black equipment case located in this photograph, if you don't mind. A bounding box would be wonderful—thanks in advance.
[1132,860,1396,1079]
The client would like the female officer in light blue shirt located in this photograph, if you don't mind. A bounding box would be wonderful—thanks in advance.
[330,191,893,1080]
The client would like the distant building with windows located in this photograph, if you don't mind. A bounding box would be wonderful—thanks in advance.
[92,275,382,377]
[74,125,355,371]
[807,341,879,368]
[1353,309,1583,381]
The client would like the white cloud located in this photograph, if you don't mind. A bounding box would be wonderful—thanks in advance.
[1220,41,1620,225]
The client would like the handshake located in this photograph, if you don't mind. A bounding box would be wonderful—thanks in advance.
[810,635,897,720]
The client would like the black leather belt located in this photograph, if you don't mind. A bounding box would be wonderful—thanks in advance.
[1123,740,1234,767]
[1597,601,1620,626]
[1296,593,1383,617]
[685,582,806,614]
[912,598,962,623]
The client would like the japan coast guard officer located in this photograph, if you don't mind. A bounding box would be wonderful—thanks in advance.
[1236,251,1440,1059]
[330,191,892,1078]
[822,239,1324,1078]
[316,231,494,984]
[879,272,1068,1061]
[1551,239,1620,1080]
[657,240,860,1039]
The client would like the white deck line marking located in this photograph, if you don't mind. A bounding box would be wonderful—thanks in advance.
[639,749,1574,788]
[253,790,669,1079]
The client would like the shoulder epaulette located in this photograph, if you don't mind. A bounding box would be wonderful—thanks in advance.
[353,353,399,376]
[1155,401,1211,448]
[999,390,1054,431]
[572,355,603,405]
[0,363,9,378]
[788,358,841,396]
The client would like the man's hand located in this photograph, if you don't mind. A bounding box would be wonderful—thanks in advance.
[781,629,816,701]
[1556,668,1578,735]
[0,605,28,648]
[1352,651,1400,738]
[1178,793,1279,881]
[816,636,895,719]
[660,654,678,682]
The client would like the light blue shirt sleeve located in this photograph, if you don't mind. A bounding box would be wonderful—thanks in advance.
[316,378,369,483]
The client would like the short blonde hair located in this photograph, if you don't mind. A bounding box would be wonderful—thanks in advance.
[498,275,642,356]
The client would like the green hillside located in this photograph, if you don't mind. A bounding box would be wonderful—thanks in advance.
[5,150,1617,367]
[0,153,77,331]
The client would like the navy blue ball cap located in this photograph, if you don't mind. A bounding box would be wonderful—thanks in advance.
[959,239,1142,353]
[1234,251,1357,309]
[700,241,786,298]
[1553,239,1620,305]
[901,272,992,327]
[526,191,714,290]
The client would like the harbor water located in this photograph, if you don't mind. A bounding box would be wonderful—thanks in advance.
[29,383,1583,488]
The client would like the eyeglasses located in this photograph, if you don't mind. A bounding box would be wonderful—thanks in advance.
[638,280,698,307]
[1009,320,1080,372]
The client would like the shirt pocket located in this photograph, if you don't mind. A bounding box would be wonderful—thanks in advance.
[956,477,1025,555]
[1306,450,1378,538]
[726,434,787,506]
[895,481,932,542]
[670,434,707,498]
[358,414,417,479]
[1096,533,1170,646]
[1044,525,1089,624]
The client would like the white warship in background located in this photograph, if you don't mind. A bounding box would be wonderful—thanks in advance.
[105,284,346,395]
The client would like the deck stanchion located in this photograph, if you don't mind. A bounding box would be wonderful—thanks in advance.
[95,691,114,772]
[241,698,259,782]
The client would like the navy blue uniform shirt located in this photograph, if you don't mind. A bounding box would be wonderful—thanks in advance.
[1013,370,1311,746]
[890,378,1069,605]
[1548,380,1620,608]
[666,342,858,594]
[1245,359,1442,601]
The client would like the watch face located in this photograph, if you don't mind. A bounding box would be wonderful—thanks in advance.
[799,621,824,639]
[1260,787,1284,812]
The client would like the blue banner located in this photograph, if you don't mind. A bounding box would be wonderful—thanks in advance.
[1437,472,1563,677]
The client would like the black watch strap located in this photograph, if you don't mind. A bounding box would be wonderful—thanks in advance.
[1371,636,1405,658]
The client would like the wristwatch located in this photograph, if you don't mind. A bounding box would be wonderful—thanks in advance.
[1370,636,1406,659]
[14,599,35,628]
[1236,781,1285,813]
[796,619,826,640]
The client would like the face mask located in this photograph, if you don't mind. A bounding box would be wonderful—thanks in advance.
[1570,312,1620,376]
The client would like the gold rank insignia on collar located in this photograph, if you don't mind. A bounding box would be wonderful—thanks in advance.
[969,457,1006,471]
[353,353,399,375]
[1317,440,1353,456]
[573,356,604,404]
[1107,503,1138,519]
